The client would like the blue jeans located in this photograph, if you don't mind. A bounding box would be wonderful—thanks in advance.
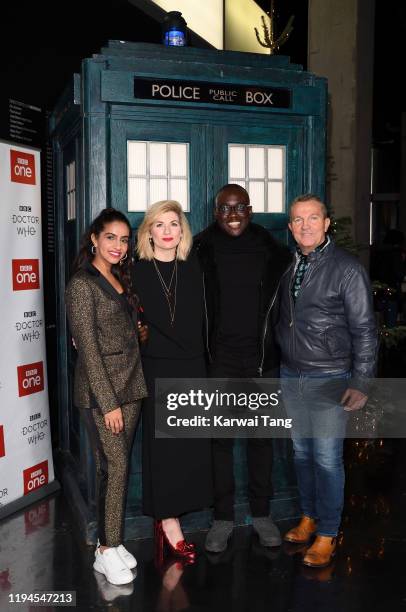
[280,368,350,537]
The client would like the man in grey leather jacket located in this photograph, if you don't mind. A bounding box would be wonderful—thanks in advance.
[277,194,378,569]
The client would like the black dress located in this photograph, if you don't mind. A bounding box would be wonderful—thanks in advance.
[133,255,213,519]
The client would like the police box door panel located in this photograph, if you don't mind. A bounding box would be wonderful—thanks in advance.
[110,119,208,234]
[212,122,305,242]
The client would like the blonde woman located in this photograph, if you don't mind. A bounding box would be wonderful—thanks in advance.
[133,200,212,565]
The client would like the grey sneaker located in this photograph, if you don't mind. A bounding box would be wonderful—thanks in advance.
[252,516,282,547]
[205,520,234,552]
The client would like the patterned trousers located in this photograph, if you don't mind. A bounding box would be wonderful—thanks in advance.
[81,402,141,546]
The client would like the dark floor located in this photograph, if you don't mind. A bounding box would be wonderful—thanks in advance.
[1,439,406,612]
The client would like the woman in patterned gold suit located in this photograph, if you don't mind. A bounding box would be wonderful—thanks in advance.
[65,208,147,586]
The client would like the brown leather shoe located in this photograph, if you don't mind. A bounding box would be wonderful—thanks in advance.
[302,535,336,568]
[284,516,317,544]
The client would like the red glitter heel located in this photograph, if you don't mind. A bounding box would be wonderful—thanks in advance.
[154,520,196,568]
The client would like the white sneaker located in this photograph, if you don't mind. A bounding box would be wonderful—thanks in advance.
[93,548,134,585]
[95,540,137,570]
[116,544,137,569]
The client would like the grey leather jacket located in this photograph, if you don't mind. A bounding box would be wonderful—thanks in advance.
[276,239,378,392]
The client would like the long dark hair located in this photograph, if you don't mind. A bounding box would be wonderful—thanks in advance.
[73,208,137,308]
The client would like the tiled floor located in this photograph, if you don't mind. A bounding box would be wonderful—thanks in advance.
[1,439,406,611]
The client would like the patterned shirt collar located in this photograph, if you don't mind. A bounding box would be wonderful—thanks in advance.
[295,235,330,260]
[291,236,330,302]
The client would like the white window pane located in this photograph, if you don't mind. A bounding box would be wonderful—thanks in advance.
[248,147,265,179]
[149,178,167,204]
[128,178,147,211]
[248,182,265,212]
[268,182,284,212]
[66,162,76,220]
[169,144,188,176]
[149,143,167,176]
[128,142,147,176]
[67,164,71,190]
[169,179,189,210]
[233,180,246,190]
[71,161,76,190]
[268,148,284,179]
[68,162,74,190]
[229,146,245,179]
[68,191,76,221]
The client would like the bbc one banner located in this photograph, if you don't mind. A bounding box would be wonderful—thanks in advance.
[0,140,54,514]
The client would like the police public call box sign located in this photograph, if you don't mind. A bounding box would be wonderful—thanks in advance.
[134,77,291,109]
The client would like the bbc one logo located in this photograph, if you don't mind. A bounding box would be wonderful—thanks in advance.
[10,150,36,185]
[23,460,48,495]
[17,361,44,397]
[12,259,40,291]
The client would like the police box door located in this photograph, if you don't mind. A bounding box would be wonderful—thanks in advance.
[110,115,308,241]
[210,121,306,243]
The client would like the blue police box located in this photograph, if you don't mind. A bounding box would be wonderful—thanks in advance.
[51,41,327,542]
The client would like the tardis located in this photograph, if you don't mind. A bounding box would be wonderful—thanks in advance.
[50,41,327,542]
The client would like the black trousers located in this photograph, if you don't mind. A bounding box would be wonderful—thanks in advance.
[81,402,140,547]
[210,347,274,520]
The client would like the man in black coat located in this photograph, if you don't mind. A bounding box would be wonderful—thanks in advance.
[194,183,292,552]
[278,194,378,568]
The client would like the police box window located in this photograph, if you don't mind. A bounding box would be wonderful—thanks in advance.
[127,141,189,212]
[228,144,286,213]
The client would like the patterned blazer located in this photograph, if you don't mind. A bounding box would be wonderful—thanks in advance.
[65,263,147,413]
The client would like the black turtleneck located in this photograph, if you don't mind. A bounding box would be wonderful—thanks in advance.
[211,224,266,353]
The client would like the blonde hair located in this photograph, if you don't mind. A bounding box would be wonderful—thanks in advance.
[136,200,192,261]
